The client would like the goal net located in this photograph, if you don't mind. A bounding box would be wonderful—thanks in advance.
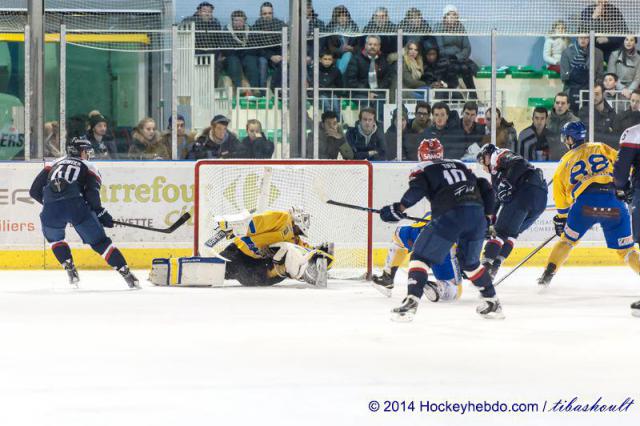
[194,160,372,280]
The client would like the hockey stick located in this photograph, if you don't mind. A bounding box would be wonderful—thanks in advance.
[113,212,191,234]
[325,200,429,223]
[493,234,556,286]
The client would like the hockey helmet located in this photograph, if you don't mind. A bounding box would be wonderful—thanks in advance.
[290,206,311,236]
[561,121,587,149]
[67,136,94,158]
[476,143,498,169]
[417,138,444,161]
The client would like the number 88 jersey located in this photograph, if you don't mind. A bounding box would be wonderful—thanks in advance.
[552,142,618,216]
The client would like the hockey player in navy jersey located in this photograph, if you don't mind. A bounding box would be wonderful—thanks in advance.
[613,123,640,317]
[29,137,139,288]
[379,138,503,320]
[476,144,548,278]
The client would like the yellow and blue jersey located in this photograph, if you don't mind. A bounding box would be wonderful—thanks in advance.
[230,210,305,259]
[553,142,618,217]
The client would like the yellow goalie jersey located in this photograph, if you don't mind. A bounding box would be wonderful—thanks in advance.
[553,142,618,218]
[226,210,306,259]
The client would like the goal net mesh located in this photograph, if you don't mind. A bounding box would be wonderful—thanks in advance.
[195,161,372,280]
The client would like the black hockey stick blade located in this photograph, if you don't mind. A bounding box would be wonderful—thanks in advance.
[493,234,556,286]
[326,200,428,223]
[113,212,191,234]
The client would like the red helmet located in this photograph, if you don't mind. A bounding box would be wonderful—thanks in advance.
[417,138,444,161]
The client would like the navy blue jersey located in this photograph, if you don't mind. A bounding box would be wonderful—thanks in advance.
[400,159,487,217]
[489,148,539,192]
[614,124,640,190]
[29,156,103,212]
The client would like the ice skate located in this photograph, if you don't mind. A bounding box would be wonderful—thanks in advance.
[118,266,140,289]
[537,263,556,289]
[372,270,394,297]
[476,297,505,319]
[632,300,640,318]
[391,295,419,322]
[63,260,80,288]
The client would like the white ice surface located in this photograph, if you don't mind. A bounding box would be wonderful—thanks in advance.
[1,267,639,426]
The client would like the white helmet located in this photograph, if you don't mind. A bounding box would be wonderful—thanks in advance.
[290,206,311,236]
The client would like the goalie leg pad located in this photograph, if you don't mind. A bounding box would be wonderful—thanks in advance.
[270,242,332,286]
[149,257,226,286]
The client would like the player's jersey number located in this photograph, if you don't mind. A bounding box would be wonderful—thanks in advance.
[569,154,608,185]
[50,164,81,183]
[443,169,467,185]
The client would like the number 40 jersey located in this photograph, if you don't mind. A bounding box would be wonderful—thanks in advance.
[552,142,618,217]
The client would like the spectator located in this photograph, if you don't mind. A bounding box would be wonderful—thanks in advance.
[547,92,579,160]
[434,5,478,98]
[85,112,118,159]
[578,81,618,147]
[237,119,274,158]
[317,50,343,118]
[456,101,485,157]
[129,118,170,160]
[44,121,61,158]
[543,20,570,73]
[187,115,241,159]
[421,102,464,159]
[306,0,326,61]
[222,10,259,96]
[316,110,354,159]
[483,108,518,151]
[409,102,431,134]
[345,107,385,160]
[613,88,640,133]
[250,2,286,90]
[160,114,196,159]
[423,46,459,93]
[345,35,392,122]
[607,36,640,98]
[517,107,551,161]
[560,36,604,113]
[579,0,628,61]
[181,2,223,56]
[362,7,397,60]
[384,107,409,160]
[396,8,436,56]
[401,41,429,98]
[325,5,360,75]
[601,72,621,106]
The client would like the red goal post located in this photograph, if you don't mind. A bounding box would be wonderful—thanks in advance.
[194,160,373,279]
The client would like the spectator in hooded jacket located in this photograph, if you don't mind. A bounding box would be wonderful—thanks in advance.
[613,88,640,133]
[434,5,478,98]
[579,0,628,61]
[578,81,618,147]
[362,7,397,60]
[237,119,274,159]
[607,36,640,99]
[423,46,459,95]
[187,115,241,159]
[325,5,360,75]
[547,92,579,160]
[517,107,551,161]
[560,36,604,113]
[222,10,259,96]
[249,2,286,90]
[85,112,118,159]
[129,118,170,160]
[345,107,385,160]
[315,110,354,159]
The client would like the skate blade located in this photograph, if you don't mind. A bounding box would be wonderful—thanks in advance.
[632,309,640,318]
[479,311,506,320]
[537,283,551,294]
[371,282,392,298]
[390,311,415,322]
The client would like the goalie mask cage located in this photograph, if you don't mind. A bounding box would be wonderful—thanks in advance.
[194,160,373,280]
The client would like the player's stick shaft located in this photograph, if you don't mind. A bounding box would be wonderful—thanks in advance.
[493,234,556,286]
[326,200,428,223]
[113,212,191,234]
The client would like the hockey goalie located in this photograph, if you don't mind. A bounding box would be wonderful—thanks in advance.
[211,207,335,287]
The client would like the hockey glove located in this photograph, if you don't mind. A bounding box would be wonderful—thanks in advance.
[97,208,114,228]
[496,180,513,203]
[553,215,567,237]
[380,203,407,223]
[615,184,633,204]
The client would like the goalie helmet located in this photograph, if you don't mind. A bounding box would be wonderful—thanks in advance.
[67,137,94,159]
[417,138,444,161]
[290,206,311,236]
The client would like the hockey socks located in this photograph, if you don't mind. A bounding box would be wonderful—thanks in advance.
[482,236,503,264]
[617,248,640,275]
[50,241,72,265]
[92,237,127,270]
[407,260,429,299]
[466,264,496,298]
[546,236,575,271]
[497,237,515,264]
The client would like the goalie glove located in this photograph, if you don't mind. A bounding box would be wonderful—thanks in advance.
[553,215,567,237]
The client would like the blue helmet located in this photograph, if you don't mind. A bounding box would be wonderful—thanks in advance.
[67,136,94,158]
[561,121,587,149]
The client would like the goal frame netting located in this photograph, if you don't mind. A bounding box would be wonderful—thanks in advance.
[194,159,373,279]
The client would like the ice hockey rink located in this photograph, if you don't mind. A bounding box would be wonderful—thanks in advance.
[0,266,638,426]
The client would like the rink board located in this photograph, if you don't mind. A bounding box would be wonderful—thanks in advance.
[0,161,626,269]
